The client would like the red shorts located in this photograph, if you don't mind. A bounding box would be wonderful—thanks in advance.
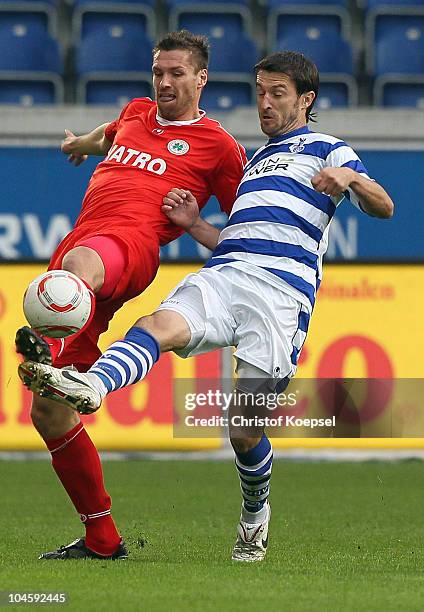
[48,224,160,371]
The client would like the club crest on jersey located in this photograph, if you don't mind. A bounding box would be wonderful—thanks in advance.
[289,137,307,153]
[167,139,190,155]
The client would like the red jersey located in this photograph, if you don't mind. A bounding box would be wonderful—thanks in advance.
[75,98,246,246]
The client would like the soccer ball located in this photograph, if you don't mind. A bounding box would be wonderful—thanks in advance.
[23,270,92,338]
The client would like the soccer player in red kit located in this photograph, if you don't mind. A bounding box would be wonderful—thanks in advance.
[15,30,246,560]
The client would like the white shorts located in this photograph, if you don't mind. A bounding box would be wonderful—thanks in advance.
[156,266,310,386]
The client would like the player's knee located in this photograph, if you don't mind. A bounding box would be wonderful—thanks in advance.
[133,311,190,351]
[30,396,78,433]
[230,436,260,454]
[62,247,104,292]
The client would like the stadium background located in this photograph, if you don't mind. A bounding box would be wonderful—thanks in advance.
[0,0,423,452]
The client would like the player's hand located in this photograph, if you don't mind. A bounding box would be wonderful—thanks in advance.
[162,188,200,230]
[311,167,355,196]
[61,129,88,166]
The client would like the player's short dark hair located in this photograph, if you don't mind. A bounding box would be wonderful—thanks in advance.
[153,30,210,72]
[255,51,319,122]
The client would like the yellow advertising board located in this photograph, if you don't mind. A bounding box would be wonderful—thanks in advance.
[0,263,422,450]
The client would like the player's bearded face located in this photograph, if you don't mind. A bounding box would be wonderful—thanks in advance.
[152,50,206,121]
[256,71,313,138]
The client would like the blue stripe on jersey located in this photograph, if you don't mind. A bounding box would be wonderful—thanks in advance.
[341,159,369,174]
[227,206,323,243]
[203,258,317,306]
[244,139,347,172]
[237,176,336,217]
[263,267,316,306]
[213,238,318,269]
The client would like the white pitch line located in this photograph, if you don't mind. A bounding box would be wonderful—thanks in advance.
[2,449,424,462]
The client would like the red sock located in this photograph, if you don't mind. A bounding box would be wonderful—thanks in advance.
[43,281,96,364]
[45,423,121,556]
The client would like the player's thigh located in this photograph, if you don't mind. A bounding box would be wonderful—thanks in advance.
[233,280,307,380]
[156,271,236,358]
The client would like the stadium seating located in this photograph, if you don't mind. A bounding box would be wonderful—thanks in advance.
[372,19,424,105]
[72,0,155,43]
[365,5,424,72]
[75,29,152,103]
[267,0,351,55]
[205,33,257,110]
[0,0,57,36]
[201,81,253,110]
[0,26,63,104]
[168,0,252,40]
[84,80,152,104]
[377,80,424,107]
[275,31,357,107]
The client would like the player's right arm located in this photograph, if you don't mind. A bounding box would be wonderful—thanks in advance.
[61,123,112,166]
[162,189,220,251]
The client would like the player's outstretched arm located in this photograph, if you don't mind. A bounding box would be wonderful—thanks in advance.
[61,124,112,166]
[162,188,221,250]
[312,167,394,218]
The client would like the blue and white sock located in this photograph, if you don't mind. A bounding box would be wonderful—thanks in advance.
[87,327,160,397]
[234,434,273,524]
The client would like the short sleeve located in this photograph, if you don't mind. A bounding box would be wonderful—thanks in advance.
[209,140,246,215]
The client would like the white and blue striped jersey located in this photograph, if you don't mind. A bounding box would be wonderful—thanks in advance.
[204,126,371,313]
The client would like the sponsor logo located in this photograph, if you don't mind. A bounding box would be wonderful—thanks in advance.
[152,128,165,135]
[246,155,291,177]
[106,144,167,175]
[167,139,190,155]
[289,137,307,153]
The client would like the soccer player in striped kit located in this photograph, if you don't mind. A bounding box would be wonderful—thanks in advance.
[20,51,394,562]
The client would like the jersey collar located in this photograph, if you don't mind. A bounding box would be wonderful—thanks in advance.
[267,125,311,145]
[156,110,206,126]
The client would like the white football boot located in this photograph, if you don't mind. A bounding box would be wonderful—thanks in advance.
[231,502,271,562]
[18,361,102,414]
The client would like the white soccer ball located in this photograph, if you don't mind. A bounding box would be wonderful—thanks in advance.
[23,270,92,338]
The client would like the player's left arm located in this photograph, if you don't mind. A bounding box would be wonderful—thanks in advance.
[312,167,394,218]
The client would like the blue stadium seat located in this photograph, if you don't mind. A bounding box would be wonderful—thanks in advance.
[372,22,424,105]
[366,7,424,73]
[276,31,354,73]
[275,32,357,106]
[169,4,252,39]
[365,0,424,9]
[0,0,57,37]
[208,33,257,72]
[75,30,152,102]
[316,81,352,108]
[206,34,257,110]
[72,0,155,42]
[0,79,57,104]
[267,1,351,53]
[84,80,152,105]
[377,81,424,107]
[201,81,253,110]
[0,27,63,103]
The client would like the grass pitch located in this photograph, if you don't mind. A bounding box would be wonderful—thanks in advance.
[2,459,424,611]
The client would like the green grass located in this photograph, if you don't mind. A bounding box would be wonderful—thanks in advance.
[2,459,424,611]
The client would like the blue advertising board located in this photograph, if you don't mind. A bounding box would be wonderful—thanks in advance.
[0,147,421,261]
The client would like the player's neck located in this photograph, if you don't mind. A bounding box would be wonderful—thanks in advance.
[156,110,205,126]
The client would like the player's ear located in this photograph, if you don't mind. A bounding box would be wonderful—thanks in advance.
[198,69,208,89]
[302,91,315,110]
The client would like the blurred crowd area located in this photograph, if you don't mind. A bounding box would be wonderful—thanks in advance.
[1,0,424,109]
